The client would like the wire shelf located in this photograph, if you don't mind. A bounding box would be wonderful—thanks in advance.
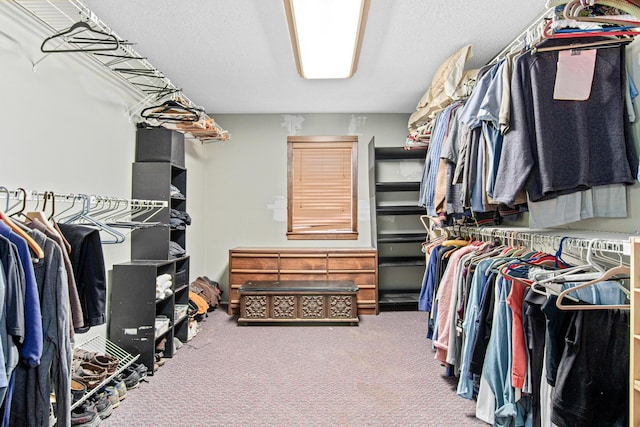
[9,0,229,143]
[70,335,139,410]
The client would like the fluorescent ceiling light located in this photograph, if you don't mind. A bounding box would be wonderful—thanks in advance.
[284,0,370,79]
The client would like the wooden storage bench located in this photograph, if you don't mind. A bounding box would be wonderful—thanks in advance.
[237,280,359,325]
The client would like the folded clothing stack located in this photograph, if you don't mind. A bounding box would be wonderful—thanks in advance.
[156,274,173,300]
[170,208,192,230]
[170,185,186,200]
[169,241,186,259]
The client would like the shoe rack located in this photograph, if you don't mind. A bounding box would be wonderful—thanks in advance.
[71,335,138,410]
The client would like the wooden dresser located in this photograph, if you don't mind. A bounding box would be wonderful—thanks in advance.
[228,247,378,315]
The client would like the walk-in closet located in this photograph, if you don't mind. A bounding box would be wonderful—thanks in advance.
[1,0,640,426]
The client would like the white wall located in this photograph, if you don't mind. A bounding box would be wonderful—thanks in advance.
[204,113,410,297]
[0,4,209,342]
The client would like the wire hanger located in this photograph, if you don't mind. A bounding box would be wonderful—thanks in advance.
[8,188,28,220]
[140,98,204,123]
[60,194,125,244]
[40,20,121,53]
[45,191,56,221]
[0,187,10,212]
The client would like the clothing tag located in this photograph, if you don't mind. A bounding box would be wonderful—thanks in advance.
[455,318,463,334]
[553,49,597,101]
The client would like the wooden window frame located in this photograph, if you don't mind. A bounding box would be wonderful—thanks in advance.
[287,135,358,240]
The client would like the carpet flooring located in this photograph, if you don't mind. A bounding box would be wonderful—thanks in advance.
[100,309,487,427]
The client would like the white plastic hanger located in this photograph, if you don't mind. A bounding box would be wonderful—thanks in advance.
[555,263,630,311]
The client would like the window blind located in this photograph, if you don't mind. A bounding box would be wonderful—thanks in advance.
[287,137,358,239]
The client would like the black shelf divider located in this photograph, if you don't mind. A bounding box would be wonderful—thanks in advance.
[376,182,421,192]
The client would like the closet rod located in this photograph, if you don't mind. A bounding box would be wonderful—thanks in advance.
[488,8,555,65]
[0,188,168,208]
[452,225,633,256]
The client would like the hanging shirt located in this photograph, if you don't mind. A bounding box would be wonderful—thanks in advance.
[493,38,638,205]
[482,277,532,426]
[457,258,495,399]
[57,223,107,332]
[27,218,84,333]
[9,228,71,427]
[419,103,460,215]
[419,245,441,312]
[527,184,627,228]
[0,221,42,367]
[433,243,481,363]
[506,278,528,390]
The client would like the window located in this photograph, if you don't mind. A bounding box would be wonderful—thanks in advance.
[287,136,358,240]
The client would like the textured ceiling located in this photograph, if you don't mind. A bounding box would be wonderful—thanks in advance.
[82,0,547,114]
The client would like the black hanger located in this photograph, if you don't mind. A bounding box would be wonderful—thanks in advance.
[41,21,120,53]
[44,191,56,221]
[9,188,27,219]
[94,52,147,67]
[140,99,203,123]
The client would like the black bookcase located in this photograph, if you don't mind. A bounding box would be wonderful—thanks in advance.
[368,140,427,310]
[109,127,191,372]
[131,161,187,260]
[109,258,190,374]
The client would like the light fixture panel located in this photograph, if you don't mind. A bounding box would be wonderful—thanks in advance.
[284,0,370,79]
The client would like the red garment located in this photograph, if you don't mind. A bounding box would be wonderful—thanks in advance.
[506,279,528,389]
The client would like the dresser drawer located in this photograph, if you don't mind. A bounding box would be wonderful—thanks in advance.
[328,253,376,271]
[230,273,279,285]
[280,254,327,271]
[328,272,376,286]
[230,253,279,271]
[280,272,328,282]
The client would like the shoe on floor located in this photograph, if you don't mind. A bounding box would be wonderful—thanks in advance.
[128,362,148,380]
[99,384,120,409]
[106,378,127,401]
[155,352,166,367]
[71,400,101,427]
[90,392,113,420]
[117,367,140,390]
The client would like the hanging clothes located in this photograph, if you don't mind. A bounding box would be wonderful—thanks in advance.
[551,309,629,427]
[416,35,637,230]
[480,276,533,426]
[422,233,630,427]
[28,218,84,333]
[0,221,43,367]
[9,227,71,427]
[0,238,22,412]
[57,223,107,333]
[492,37,638,205]
[433,242,482,363]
